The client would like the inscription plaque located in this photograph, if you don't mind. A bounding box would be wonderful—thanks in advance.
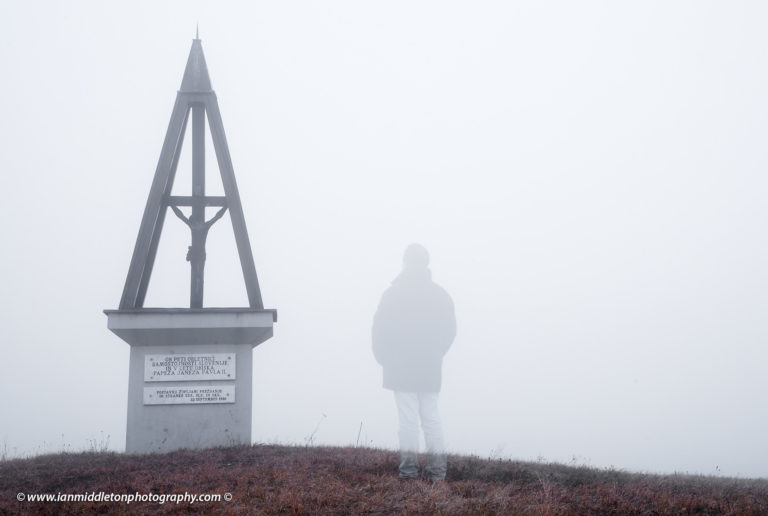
[144,354,235,382]
[143,385,235,405]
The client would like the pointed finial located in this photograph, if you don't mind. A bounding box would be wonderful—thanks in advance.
[180,31,212,92]
[196,23,199,40]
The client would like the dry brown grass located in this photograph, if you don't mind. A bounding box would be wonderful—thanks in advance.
[1,444,766,515]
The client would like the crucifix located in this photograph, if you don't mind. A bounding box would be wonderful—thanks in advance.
[168,105,228,308]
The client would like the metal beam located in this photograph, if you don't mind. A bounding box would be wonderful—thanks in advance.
[165,195,227,207]
[135,109,190,308]
[189,105,206,308]
[206,94,264,309]
[120,94,190,309]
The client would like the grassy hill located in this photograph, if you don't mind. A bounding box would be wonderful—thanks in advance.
[1,444,767,515]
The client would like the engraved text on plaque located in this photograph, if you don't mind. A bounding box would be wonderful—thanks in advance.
[143,385,236,405]
[144,354,235,382]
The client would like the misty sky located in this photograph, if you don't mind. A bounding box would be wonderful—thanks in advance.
[1,1,767,478]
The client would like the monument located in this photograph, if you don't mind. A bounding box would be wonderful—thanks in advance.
[105,34,276,454]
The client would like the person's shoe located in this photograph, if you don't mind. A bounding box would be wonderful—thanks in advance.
[425,453,447,482]
[399,451,419,479]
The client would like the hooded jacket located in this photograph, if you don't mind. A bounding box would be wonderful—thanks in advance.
[372,266,456,392]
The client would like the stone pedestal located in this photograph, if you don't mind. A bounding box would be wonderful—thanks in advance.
[105,308,276,454]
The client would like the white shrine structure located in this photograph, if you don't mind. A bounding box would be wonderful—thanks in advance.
[105,35,276,454]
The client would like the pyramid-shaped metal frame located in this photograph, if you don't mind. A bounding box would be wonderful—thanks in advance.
[119,38,263,310]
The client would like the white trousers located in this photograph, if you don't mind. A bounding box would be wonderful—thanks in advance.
[393,391,445,455]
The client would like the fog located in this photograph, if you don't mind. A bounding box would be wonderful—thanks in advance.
[1,1,767,478]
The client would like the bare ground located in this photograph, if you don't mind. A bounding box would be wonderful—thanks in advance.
[1,444,767,515]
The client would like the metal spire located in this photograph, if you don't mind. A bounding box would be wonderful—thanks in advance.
[196,23,199,40]
[119,36,265,310]
[179,36,212,92]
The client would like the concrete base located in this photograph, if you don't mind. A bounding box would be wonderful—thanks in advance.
[105,308,276,454]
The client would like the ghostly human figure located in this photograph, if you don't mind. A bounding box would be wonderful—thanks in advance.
[372,244,456,481]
